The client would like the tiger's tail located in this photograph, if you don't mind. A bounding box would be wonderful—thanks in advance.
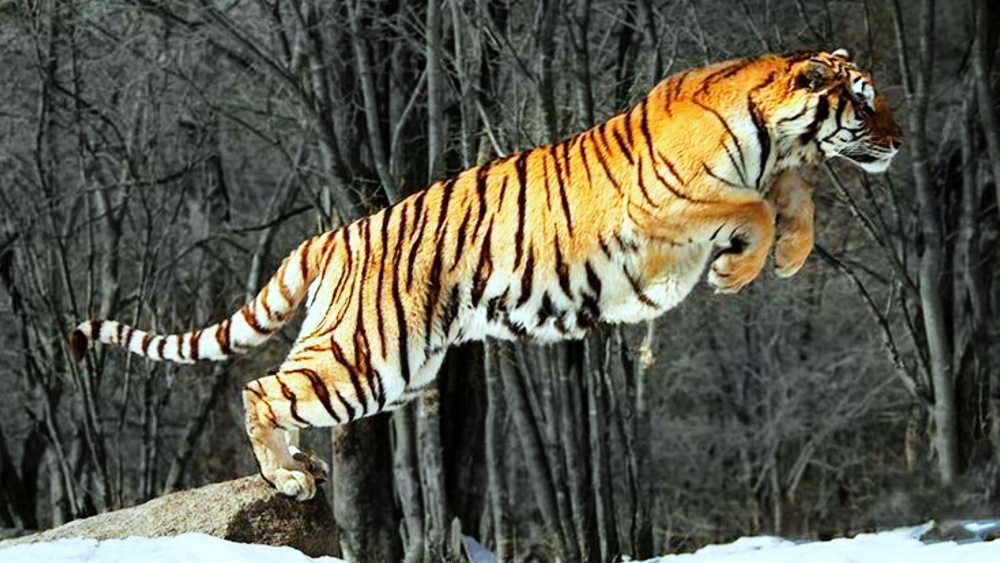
[68,232,332,364]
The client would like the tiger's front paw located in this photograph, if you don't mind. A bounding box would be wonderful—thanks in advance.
[708,239,769,294]
[773,224,813,278]
[767,168,815,278]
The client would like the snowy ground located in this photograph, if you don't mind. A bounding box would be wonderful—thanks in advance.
[1,522,999,563]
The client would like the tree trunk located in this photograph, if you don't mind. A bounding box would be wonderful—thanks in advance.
[483,342,513,561]
[892,0,958,487]
[332,416,402,563]
[969,0,1000,223]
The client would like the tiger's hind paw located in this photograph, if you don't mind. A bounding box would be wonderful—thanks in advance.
[292,448,330,484]
[270,467,317,501]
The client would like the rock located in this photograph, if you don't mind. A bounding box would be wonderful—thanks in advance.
[0,476,339,558]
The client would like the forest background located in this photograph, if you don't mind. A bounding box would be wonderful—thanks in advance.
[0,1,998,562]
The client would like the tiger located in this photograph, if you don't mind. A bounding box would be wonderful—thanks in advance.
[69,49,903,500]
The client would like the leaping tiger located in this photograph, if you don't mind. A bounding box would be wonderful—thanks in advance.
[69,49,903,500]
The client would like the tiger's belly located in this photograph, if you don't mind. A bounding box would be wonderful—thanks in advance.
[597,242,714,324]
[462,242,714,343]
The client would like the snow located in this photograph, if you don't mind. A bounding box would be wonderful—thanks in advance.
[0,532,347,563]
[1,523,998,563]
[636,522,1000,563]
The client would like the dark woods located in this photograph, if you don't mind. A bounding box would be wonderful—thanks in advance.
[0,1,998,562]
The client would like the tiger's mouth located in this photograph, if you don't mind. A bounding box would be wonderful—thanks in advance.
[837,144,898,173]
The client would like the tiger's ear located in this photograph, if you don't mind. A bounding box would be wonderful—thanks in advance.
[831,48,852,61]
[795,60,836,92]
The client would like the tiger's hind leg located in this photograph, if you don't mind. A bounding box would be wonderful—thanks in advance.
[242,372,337,501]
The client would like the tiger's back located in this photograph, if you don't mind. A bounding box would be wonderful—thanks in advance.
[70,49,902,500]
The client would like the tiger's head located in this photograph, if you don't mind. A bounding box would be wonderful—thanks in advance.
[774,49,903,173]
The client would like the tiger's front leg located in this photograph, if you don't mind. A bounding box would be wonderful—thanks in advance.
[766,169,815,278]
[704,193,777,294]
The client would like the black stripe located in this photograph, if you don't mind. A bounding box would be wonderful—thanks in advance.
[503,318,528,339]
[589,131,624,196]
[330,340,365,418]
[171,334,184,361]
[635,157,655,209]
[548,145,574,236]
[354,221,376,412]
[514,151,530,269]
[215,318,232,356]
[694,58,752,99]
[91,320,101,341]
[517,247,535,307]
[157,337,166,359]
[487,289,507,321]
[424,241,445,342]
[451,204,472,272]
[598,235,612,259]
[298,237,314,289]
[777,102,813,125]
[692,99,748,184]
[424,178,453,343]
[258,285,273,320]
[373,367,387,411]
[141,333,151,356]
[820,96,850,144]
[471,222,493,307]
[579,293,600,328]
[561,138,573,183]
[496,176,508,213]
[623,106,635,147]
[541,157,553,212]
[436,176,458,239]
[721,143,749,185]
[241,306,267,335]
[624,267,660,309]
[639,98,693,202]
[406,191,430,292]
[664,70,691,117]
[578,134,594,187]
[390,211,411,385]
[376,210,391,358]
[554,238,572,298]
[116,323,124,346]
[329,229,357,328]
[189,330,201,361]
[612,127,634,165]
[538,291,557,325]
[276,374,308,425]
[615,232,639,252]
[655,149,684,184]
[748,95,771,191]
[701,162,741,187]
[584,260,602,298]
[747,73,777,191]
[122,326,133,353]
[334,388,357,422]
[295,368,343,424]
[473,161,492,235]
[441,284,461,339]
[799,96,829,145]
